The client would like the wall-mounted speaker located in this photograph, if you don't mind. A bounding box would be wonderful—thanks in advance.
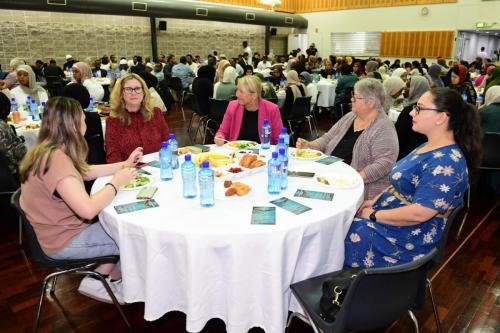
[270,27,277,36]
[159,20,167,31]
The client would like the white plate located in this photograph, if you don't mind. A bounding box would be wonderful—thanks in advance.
[215,183,254,200]
[120,175,154,191]
[290,149,324,161]
[314,174,360,189]
[225,140,259,150]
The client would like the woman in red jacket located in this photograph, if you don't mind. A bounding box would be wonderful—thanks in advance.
[214,75,283,145]
[105,73,170,163]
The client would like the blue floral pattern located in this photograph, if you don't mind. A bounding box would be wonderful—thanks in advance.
[344,144,468,268]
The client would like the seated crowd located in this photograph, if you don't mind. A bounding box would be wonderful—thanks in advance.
[0,41,498,305]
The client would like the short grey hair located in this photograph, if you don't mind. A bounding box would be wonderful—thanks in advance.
[354,78,387,112]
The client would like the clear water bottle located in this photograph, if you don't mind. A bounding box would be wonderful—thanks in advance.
[106,69,112,79]
[275,136,286,155]
[181,154,197,199]
[30,100,40,121]
[168,133,179,169]
[279,127,290,152]
[261,118,271,150]
[461,91,468,102]
[278,148,288,190]
[24,96,31,113]
[86,97,95,112]
[199,160,214,207]
[10,97,18,113]
[159,141,173,181]
[268,151,281,195]
[38,101,46,116]
[477,93,484,107]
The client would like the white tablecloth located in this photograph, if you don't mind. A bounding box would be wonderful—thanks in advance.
[93,146,364,333]
[314,79,337,108]
[388,108,402,122]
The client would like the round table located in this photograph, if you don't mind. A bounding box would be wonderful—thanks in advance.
[93,146,364,333]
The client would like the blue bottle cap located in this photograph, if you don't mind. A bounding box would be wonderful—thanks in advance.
[281,127,287,133]
[161,141,168,148]
[279,137,284,143]
[263,118,269,125]
[279,148,286,155]
[169,133,175,140]
[272,152,278,158]
[10,98,15,101]
[185,154,191,161]
[202,160,210,168]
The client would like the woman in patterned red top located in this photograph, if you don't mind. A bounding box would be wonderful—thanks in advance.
[105,73,170,163]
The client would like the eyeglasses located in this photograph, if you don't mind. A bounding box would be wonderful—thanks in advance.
[413,104,442,115]
[123,87,144,94]
[351,91,366,101]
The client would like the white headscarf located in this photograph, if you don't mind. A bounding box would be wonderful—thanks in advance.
[484,85,500,107]
[222,66,238,84]
[391,68,406,80]
[16,65,46,104]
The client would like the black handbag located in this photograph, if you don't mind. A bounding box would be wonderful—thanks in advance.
[319,267,360,322]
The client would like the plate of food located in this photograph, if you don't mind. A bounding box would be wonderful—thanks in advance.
[290,149,324,160]
[226,140,258,150]
[238,153,266,170]
[24,123,41,130]
[314,174,361,189]
[215,181,254,200]
[121,175,153,190]
[193,152,233,168]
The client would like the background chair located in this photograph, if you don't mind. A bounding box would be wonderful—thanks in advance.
[203,98,229,144]
[45,76,65,97]
[10,189,131,333]
[186,92,208,143]
[0,151,22,244]
[288,248,438,333]
[83,112,106,194]
[168,77,187,121]
[283,96,312,144]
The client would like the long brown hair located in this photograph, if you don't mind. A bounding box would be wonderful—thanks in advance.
[110,73,153,125]
[19,97,89,182]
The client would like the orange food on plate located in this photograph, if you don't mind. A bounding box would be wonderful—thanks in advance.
[225,187,237,196]
[239,154,257,168]
[228,167,243,173]
[232,182,251,196]
[249,159,265,168]
[224,180,232,188]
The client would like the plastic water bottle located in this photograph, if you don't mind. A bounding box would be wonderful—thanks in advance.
[199,160,214,207]
[268,151,281,195]
[461,91,468,102]
[106,69,112,79]
[181,154,197,199]
[275,137,286,154]
[168,133,179,169]
[86,97,95,112]
[261,118,271,150]
[10,98,18,113]
[279,127,290,152]
[24,96,31,113]
[278,148,288,190]
[38,101,46,116]
[477,93,484,106]
[159,141,173,181]
[30,100,40,121]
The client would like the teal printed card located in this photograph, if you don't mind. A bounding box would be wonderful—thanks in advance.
[114,199,159,214]
[148,160,160,168]
[316,156,343,165]
[294,189,334,201]
[251,207,276,225]
[270,197,312,215]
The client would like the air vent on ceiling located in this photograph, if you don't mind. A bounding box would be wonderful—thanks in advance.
[47,0,66,5]
[196,8,208,16]
[285,17,294,25]
[132,2,147,11]
[246,13,255,21]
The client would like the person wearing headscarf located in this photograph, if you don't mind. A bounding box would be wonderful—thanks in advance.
[449,65,477,105]
[70,62,104,102]
[428,64,444,88]
[282,70,307,117]
[395,76,430,159]
[0,92,26,179]
[299,71,318,105]
[137,70,167,113]
[391,68,407,82]
[480,85,500,133]
[484,67,500,94]
[365,60,382,81]
[378,65,390,81]
[333,64,358,110]
[383,76,406,112]
[216,60,230,83]
[3,57,25,89]
[254,72,277,101]
[476,65,496,88]
[11,65,48,108]
[192,65,215,117]
[214,66,238,100]
[390,59,401,70]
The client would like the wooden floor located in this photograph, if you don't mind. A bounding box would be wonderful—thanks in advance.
[0,104,498,333]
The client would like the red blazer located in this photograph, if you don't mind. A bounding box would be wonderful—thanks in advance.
[105,107,170,163]
[215,99,283,145]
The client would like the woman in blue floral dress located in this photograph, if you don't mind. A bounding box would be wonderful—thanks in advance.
[344,88,482,267]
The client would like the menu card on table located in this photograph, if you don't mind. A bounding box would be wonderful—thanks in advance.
[294,189,334,201]
[114,199,159,214]
[270,197,312,215]
[251,207,276,225]
[315,156,343,165]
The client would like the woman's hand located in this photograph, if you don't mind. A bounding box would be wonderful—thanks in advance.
[358,207,375,220]
[296,138,309,149]
[355,199,374,217]
[111,167,138,188]
[214,135,225,146]
[126,147,143,167]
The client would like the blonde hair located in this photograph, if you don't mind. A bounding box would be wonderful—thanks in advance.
[110,73,153,125]
[237,75,262,96]
[19,97,89,183]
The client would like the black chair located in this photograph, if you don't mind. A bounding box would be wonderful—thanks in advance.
[203,98,229,144]
[288,248,438,333]
[456,132,500,238]
[305,91,320,139]
[83,112,106,193]
[186,92,208,143]
[168,77,187,121]
[10,189,131,333]
[0,151,22,244]
[156,82,175,112]
[265,97,279,105]
[283,96,312,145]
[45,76,65,97]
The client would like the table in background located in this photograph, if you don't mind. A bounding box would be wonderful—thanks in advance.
[314,79,337,108]
[388,108,402,122]
[93,146,364,333]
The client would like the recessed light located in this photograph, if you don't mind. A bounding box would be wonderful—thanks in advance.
[486,31,490,33]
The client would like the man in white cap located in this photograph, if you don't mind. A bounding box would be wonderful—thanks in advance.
[63,54,75,71]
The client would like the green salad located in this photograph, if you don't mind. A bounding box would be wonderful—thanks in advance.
[123,175,150,189]
[228,141,257,149]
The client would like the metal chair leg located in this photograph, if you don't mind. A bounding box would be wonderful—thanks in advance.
[33,270,69,333]
[179,91,186,121]
[456,186,470,239]
[426,278,442,333]
[408,310,419,333]
[50,276,58,294]
[19,216,23,245]
[306,117,313,140]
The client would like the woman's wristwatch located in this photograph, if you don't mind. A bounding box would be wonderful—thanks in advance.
[369,210,377,222]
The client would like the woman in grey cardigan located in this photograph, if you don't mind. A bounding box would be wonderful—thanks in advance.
[297,78,398,199]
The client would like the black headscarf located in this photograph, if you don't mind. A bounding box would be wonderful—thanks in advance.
[61,83,90,109]
[197,65,215,81]
[137,70,158,89]
[0,93,11,120]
